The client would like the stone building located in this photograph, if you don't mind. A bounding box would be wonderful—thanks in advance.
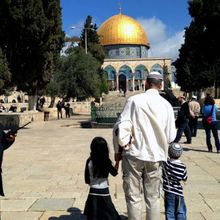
[98,12,172,92]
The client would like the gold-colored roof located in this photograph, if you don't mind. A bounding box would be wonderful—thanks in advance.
[98,14,150,48]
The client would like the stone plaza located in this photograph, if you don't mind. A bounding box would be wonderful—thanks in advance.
[1,115,220,220]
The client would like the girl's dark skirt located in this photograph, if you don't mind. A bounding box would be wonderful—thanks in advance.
[84,187,121,220]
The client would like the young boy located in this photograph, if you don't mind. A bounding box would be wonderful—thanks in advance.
[162,143,188,220]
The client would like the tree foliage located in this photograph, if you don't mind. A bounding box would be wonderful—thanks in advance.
[80,15,105,63]
[0,48,11,94]
[80,15,108,97]
[0,0,64,95]
[46,15,108,102]
[54,48,101,100]
[174,0,220,92]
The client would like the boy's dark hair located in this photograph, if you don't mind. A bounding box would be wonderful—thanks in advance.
[90,137,112,178]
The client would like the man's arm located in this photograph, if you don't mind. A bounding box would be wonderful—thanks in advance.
[2,132,16,151]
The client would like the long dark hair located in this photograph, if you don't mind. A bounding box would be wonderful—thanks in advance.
[90,137,112,178]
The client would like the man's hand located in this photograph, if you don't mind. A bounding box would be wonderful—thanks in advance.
[6,133,16,142]
[114,152,122,171]
[115,152,122,162]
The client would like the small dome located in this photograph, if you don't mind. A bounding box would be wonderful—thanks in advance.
[98,14,150,48]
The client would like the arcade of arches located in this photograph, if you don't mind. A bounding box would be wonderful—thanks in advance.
[103,58,171,92]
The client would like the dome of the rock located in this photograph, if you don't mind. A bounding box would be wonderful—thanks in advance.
[98,13,150,48]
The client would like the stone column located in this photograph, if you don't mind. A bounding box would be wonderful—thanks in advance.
[116,72,119,91]
[126,77,128,91]
[132,75,135,92]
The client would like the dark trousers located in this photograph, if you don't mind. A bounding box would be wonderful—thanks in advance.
[174,119,191,143]
[65,110,70,118]
[57,110,62,119]
[203,121,220,152]
[189,116,199,137]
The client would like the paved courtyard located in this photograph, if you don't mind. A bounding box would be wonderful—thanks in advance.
[1,116,220,220]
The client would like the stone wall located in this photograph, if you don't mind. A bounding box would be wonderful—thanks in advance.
[0,111,44,130]
[71,102,91,115]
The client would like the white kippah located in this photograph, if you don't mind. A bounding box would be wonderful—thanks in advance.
[147,71,163,80]
[168,143,183,158]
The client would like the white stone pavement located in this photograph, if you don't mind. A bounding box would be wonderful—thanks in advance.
[1,116,220,220]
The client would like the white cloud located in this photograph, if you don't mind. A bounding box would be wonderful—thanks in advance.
[137,17,167,43]
[137,17,185,60]
[67,20,84,37]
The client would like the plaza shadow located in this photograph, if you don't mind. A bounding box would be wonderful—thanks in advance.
[48,207,86,220]
[183,147,208,153]
[48,207,127,220]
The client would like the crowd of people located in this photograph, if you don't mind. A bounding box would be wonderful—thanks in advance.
[1,71,220,220]
[84,72,220,220]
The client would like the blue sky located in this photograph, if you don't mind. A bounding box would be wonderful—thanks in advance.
[60,0,191,60]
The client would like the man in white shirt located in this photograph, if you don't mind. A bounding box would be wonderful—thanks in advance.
[114,71,176,220]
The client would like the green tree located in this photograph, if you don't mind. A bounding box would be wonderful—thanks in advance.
[80,15,105,63]
[46,58,63,107]
[98,69,108,95]
[57,48,101,100]
[80,15,107,98]
[0,48,11,94]
[0,0,64,97]
[174,0,220,94]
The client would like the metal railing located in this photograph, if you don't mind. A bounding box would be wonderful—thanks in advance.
[91,104,180,124]
[91,104,124,124]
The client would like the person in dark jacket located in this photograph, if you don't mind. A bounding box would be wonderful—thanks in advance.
[56,100,63,119]
[0,126,16,196]
[174,96,192,144]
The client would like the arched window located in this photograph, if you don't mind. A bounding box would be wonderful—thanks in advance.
[135,65,148,79]
[150,64,163,74]
[104,65,116,80]
[119,65,133,79]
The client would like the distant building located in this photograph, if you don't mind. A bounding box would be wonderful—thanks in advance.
[98,12,172,92]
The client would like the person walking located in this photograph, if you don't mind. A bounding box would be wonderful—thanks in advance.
[56,100,63,119]
[189,95,201,137]
[84,137,121,220]
[0,126,16,196]
[114,71,176,220]
[174,96,192,144]
[162,143,188,220]
[64,102,71,118]
[202,95,220,153]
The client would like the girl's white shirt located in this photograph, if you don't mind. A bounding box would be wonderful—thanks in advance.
[88,160,109,189]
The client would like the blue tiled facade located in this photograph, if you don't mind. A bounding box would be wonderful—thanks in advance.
[105,44,148,59]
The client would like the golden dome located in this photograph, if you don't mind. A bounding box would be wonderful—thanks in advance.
[98,14,150,48]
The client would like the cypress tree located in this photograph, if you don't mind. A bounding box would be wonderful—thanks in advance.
[0,0,64,96]
[175,0,220,94]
